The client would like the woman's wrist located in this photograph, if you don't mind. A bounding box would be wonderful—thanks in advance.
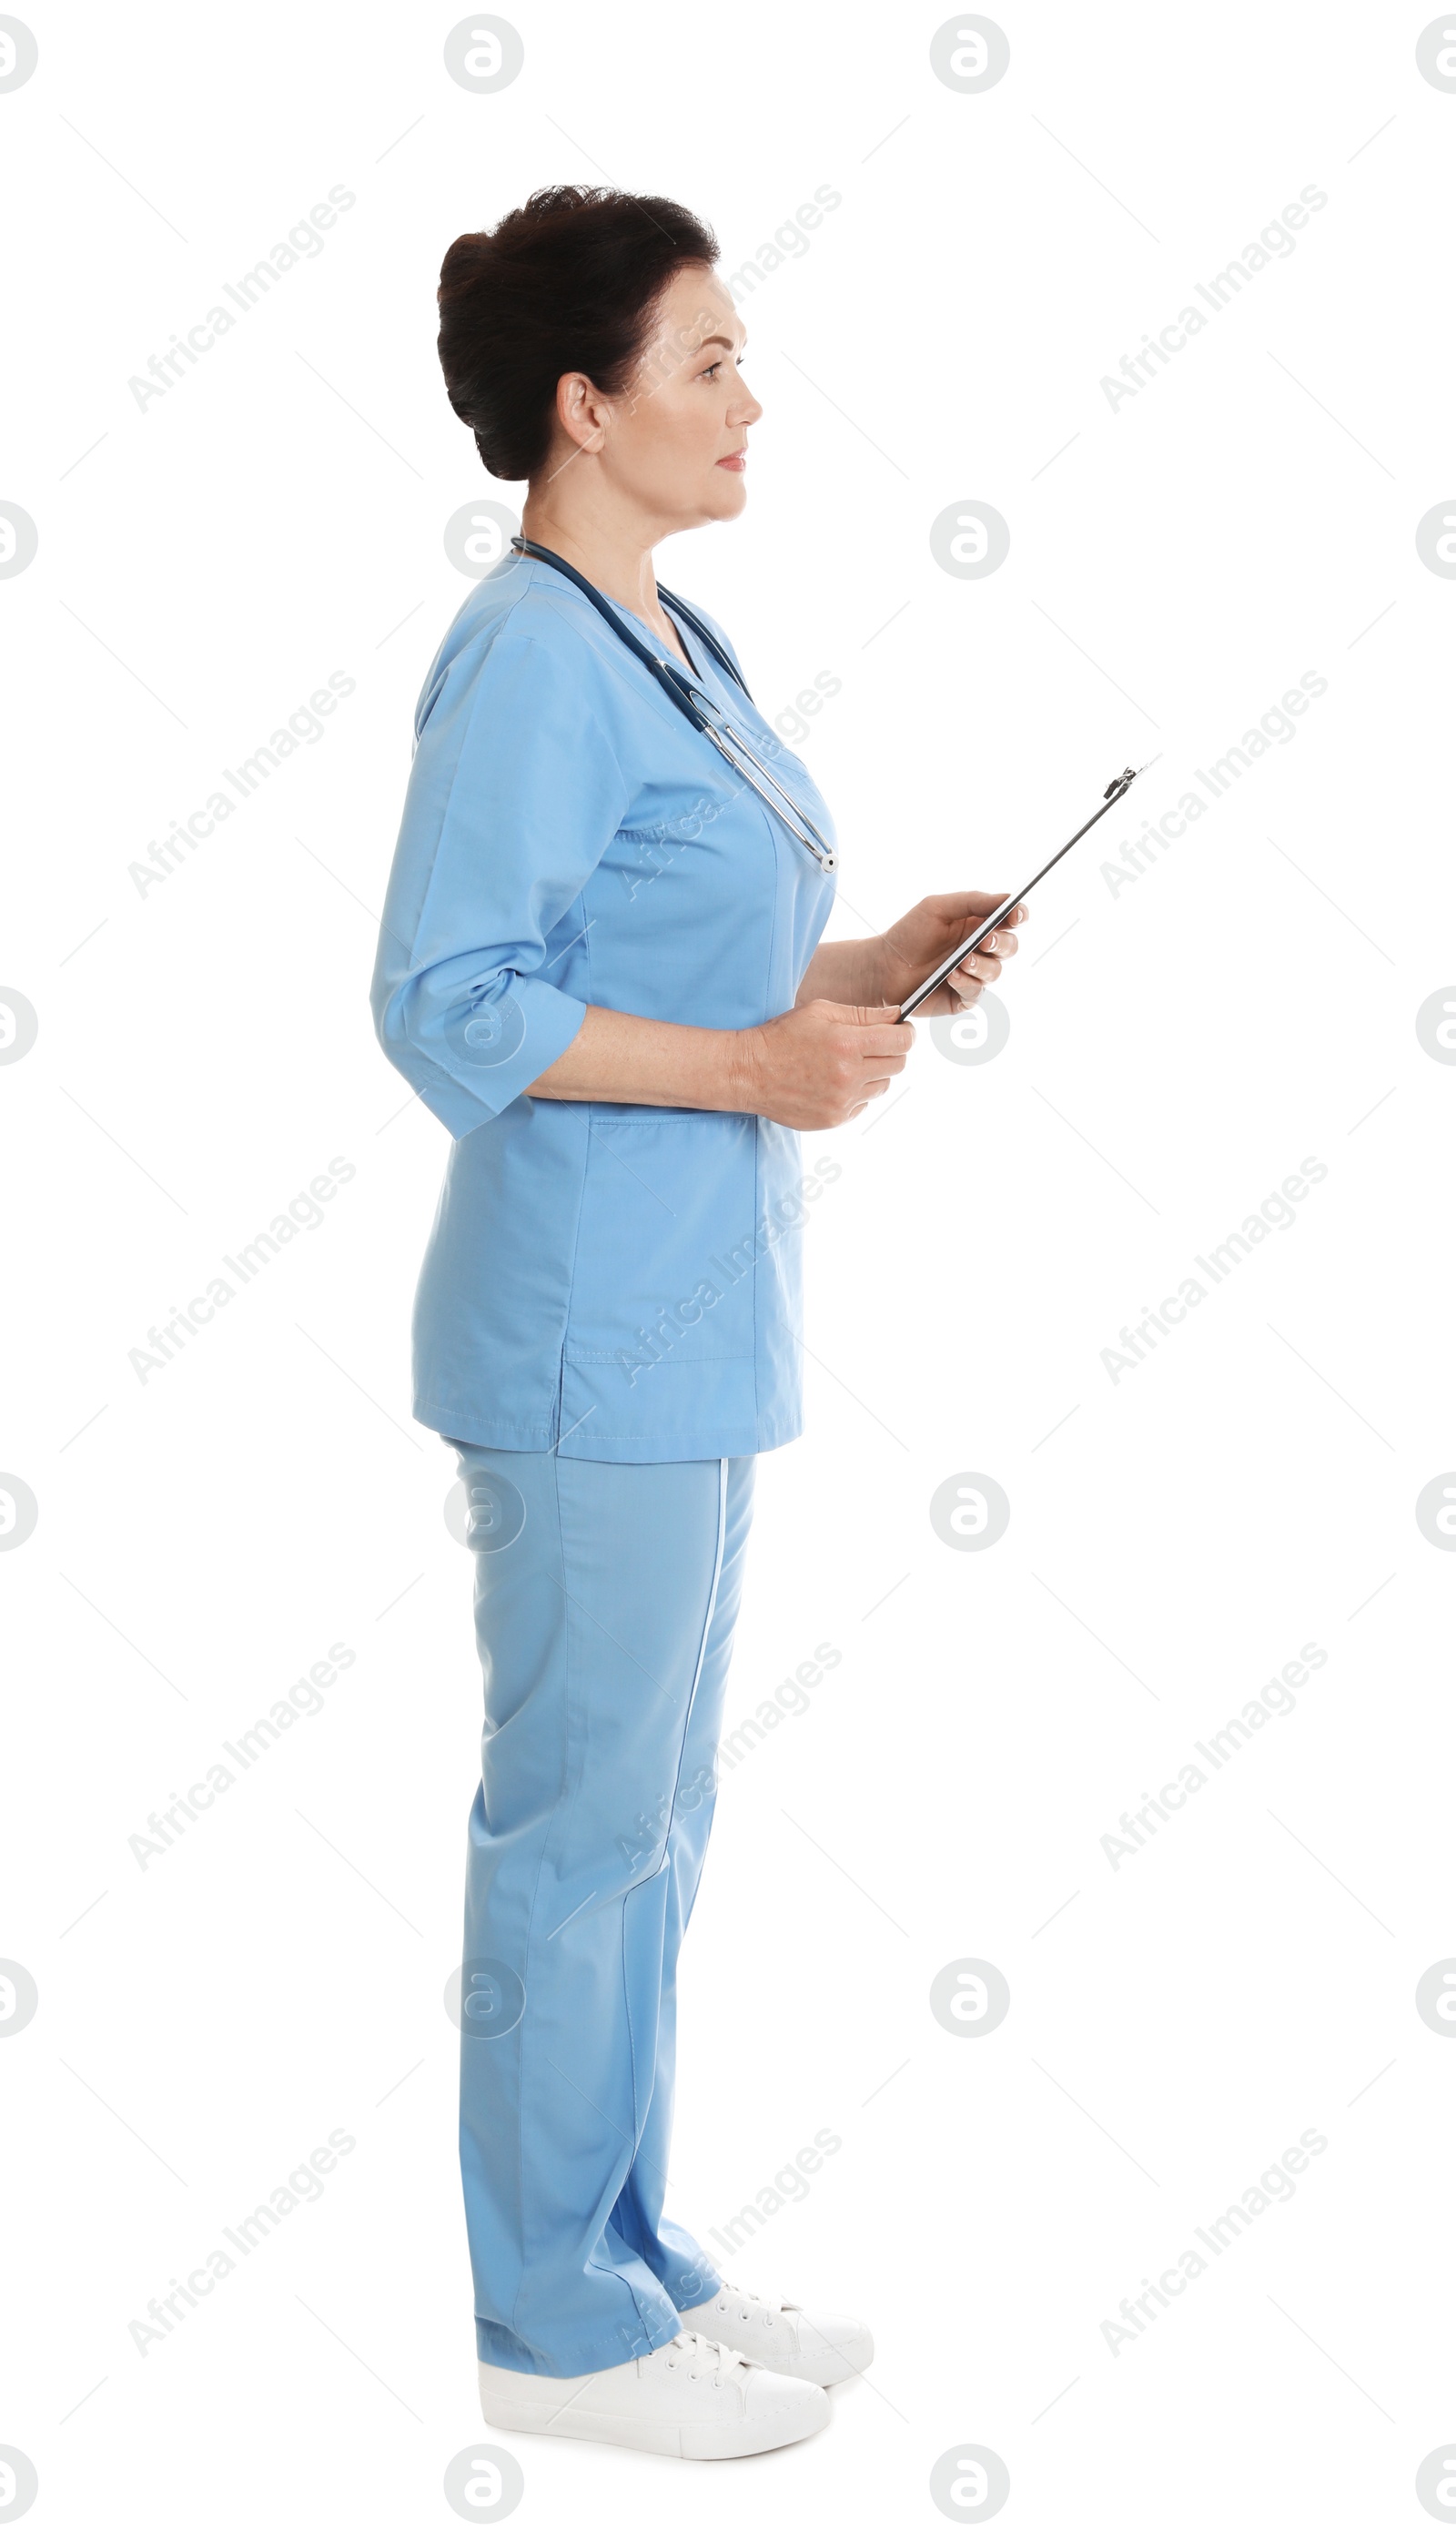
[724,1024,766,1116]
[860,935,894,1004]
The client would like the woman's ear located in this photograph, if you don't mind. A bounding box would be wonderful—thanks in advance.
[555,370,612,456]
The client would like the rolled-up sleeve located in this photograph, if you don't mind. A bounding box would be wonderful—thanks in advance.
[370,625,632,1134]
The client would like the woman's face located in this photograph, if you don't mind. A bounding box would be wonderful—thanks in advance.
[553,262,763,530]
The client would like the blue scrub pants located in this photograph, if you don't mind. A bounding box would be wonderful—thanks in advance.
[446,1442,757,2376]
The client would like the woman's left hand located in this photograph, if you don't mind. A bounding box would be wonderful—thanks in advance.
[875,893,1028,1016]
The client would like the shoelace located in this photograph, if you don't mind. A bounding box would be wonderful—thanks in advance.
[662,2329,752,2383]
[715,2285,792,2322]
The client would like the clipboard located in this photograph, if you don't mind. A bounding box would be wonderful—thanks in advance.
[897,764,1149,1021]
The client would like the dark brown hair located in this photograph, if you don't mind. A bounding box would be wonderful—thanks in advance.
[437,185,721,482]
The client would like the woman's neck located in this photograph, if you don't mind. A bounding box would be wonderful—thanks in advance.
[519,496,663,619]
[519,497,688,660]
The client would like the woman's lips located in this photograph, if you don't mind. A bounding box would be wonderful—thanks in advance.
[716,452,746,471]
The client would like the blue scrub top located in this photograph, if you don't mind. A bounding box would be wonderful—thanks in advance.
[370,547,839,1462]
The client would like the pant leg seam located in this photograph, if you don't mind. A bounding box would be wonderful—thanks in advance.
[617,1461,728,2341]
[650,1457,728,1873]
[506,1461,574,2349]
[545,1455,662,2356]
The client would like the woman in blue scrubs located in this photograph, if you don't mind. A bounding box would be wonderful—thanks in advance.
[371,185,1025,2463]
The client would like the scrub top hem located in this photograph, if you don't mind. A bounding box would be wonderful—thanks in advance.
[419,1402,801,1463]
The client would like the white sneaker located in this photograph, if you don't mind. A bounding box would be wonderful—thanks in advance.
[678,2284,873,2386]
[478,2329,831,2460]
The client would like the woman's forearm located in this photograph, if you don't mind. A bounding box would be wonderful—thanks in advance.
[525,944,894,1109]
[524,994,914,1130]
[525,1005,748,1109]
[795,936,885,1007]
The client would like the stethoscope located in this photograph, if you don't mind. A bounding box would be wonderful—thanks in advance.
[510,534,838,875]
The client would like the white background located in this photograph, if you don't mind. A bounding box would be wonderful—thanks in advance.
[4,2,1455,2531]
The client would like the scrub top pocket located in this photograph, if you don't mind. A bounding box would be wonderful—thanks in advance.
[562,1114,759,1371]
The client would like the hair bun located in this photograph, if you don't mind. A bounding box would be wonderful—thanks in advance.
[437,187,719,484]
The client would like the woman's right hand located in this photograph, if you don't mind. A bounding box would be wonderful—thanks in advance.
[732,1001,915,1129]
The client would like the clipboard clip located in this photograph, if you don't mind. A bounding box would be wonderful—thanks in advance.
[1104,756,1158,800]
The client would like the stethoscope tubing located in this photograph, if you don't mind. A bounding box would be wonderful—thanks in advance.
[510,534,837,875]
